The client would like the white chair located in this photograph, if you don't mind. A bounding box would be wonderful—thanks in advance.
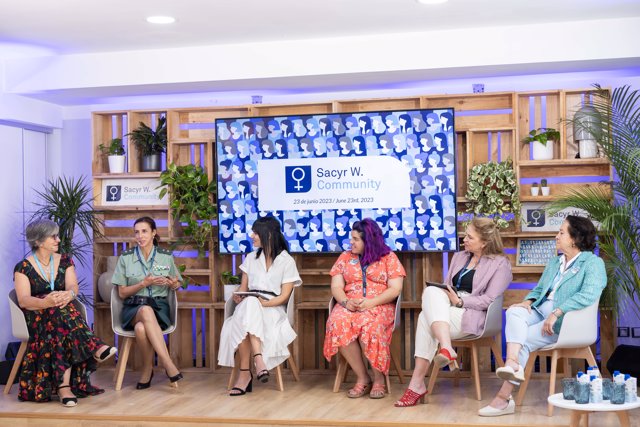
[4,289,88,394]
[225,289,300,392]
[111,286,178,391]
[426,295,504,401]
[331,295,405,394]
[515,302,599,416]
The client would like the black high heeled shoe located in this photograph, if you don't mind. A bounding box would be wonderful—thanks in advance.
[136,371,154,390]
[253,353,269,383]
[165,370,184,387]
[229,368,253,396]
[57,385,77,407]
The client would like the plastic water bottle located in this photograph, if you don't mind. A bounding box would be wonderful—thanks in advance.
[624,374,637,403]
[587,365,601,378]
[589,375,603,403]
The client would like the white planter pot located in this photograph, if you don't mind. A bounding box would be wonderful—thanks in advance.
[541,186,550,196]
[108,155,126,173]
[531,187,540,196]
[532,140,554,160]
[97,256,119,303]
[223,284,239,302]
[579,139,598,159]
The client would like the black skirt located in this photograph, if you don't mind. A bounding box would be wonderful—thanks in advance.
[121,297,171,330]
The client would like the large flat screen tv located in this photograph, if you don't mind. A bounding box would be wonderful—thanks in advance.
[215,108,457,254]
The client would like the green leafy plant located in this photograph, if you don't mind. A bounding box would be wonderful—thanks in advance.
[159,163,217,256]
[98,137,125,156]
[540,178,548,188]
[550,84,640,318]
[221,271,241,285]
[127,116,167,156]
[30,176,103,306]
[522,128,561,147]
[465,158,521,229]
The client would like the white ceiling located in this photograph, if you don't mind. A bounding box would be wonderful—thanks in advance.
[1,0,640,106]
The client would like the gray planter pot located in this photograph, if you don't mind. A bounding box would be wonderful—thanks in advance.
[141,154,162,171]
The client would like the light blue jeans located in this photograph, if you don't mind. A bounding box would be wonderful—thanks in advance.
[505,300,559,368]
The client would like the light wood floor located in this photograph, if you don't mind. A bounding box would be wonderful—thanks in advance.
[0,369,637,427]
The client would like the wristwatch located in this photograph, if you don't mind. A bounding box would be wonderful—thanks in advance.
[339,299,348,308]
[552,308,562,317]
[70,290,76,299]
[455,299,464,308]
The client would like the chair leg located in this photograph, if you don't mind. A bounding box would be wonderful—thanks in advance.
[114,337,133,391]
[275,365,284,392]
[426,361,440,402]
[385,373,391,394]
[490,339,505,368]
[515,352,537,406]
[470,343,482,401]
[287,345,300,382]
[391,351,405,385]
[547,350,559,417]
[3,341,27,395]
[333,355,348,393]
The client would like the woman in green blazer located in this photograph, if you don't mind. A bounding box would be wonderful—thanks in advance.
[479,215,607,416]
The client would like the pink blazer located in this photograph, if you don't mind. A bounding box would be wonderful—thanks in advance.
[444,251,512,336]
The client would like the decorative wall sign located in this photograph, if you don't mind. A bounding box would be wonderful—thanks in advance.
[520,202,596,232]
[516,238,557,266]
[100,178,168,207]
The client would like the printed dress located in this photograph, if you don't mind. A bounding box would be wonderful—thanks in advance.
[218,250,302,370]
[13,254,105,402]
[323,251,406,374]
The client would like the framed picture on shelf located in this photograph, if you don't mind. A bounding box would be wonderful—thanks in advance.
[516,238,557,266]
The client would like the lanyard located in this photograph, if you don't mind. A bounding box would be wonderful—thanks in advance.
[360,259,369,297]
[455,255,474,290]
[33,252,55,291]
[136,246,156,297]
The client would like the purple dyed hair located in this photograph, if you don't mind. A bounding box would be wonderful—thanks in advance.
[351,218,391,265]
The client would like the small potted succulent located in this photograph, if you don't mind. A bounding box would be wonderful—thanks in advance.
[221,271,242,301]
[522,128,560,161]
[127,116,167,171]
[540,178,550,196]
[98,138,126,173]
[531,182,540,196]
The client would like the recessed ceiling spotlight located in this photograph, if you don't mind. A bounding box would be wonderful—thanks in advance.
[416,0,449,4]
[146,16,176,24]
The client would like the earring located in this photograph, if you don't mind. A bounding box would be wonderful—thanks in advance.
[571,243,575,247]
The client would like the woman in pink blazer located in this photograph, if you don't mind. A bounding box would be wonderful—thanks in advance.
[395,217,512,407]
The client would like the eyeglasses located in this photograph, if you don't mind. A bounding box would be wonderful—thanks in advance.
[50,234,60,240]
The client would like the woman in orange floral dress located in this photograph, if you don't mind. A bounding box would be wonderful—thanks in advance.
[323,218,405,399]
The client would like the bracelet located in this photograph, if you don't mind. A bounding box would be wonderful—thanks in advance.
[70,290,76,299]
[339,299,348,308]
[455,299,464,308]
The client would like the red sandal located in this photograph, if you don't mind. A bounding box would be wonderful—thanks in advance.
[369,383,387,399]
[433,348,459,370]
[347,382,372,398]
[394,388,428,407]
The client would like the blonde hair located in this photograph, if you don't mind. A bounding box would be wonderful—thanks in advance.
[470,217,504,256]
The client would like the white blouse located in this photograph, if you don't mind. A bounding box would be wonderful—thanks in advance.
[240,250,302,295]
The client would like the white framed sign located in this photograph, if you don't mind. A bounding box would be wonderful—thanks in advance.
[100,178,168,207]
[521,202,596,232]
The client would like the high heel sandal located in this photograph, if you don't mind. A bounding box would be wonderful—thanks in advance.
[165,370,184,388]
[230,368,253,396]
[94,346,117,363]
[136,371,154,390]
[394,387,428,407]
[253,353,269,383]
[433,348,459,370]
[56,385,77,407]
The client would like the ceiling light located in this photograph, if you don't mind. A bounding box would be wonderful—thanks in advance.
[416,0,449,4]
[146,16,176,24]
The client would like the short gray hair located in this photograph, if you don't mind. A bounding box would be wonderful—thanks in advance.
[26,219,59,251]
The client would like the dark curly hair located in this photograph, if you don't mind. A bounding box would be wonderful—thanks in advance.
[565,215,597,251]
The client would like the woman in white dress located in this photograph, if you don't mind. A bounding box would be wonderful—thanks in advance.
[218,216,302,396]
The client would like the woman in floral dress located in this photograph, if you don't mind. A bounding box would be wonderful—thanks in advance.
[323,218,405,399]
[13,219,116,406]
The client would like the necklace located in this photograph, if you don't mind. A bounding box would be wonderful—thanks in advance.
[35,254,50,267]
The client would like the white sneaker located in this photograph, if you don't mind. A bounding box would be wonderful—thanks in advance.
[478,398,515,417]
[495,364,525,383]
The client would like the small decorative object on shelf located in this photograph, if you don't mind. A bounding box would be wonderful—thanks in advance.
[221,271,242,301]
[573,104,602,159]
[531,182,540,196]
[98,137,126,173]
[523,128,560,161]
[97,256,118,303]
[540,178,550,196]
[127,116,167,171]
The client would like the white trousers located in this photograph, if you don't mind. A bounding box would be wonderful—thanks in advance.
[415,286,473,361]
[504,300,559,368]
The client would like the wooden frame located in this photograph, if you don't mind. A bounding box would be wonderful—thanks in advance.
[516,238,556,266]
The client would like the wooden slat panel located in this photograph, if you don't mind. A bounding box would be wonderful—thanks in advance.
[423,93,513,111]
[334,98,421,113]
[455,114,512,131]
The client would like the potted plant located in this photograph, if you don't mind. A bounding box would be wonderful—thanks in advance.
[540,178,550,196]
[523,128,560,161]
[98,137,126,173]
[127,116,167,171]
[221,271,242,301]
[530,182,540,196]
[465,158,521,229]
[158,163,217,256]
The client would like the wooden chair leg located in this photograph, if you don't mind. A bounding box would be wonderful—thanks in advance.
[547,351,559,417]
[515,352,538,406]
[585,347,597,367]
[3,341,27,395]
[114,337,133,391]
[333,354,348,393]
[288,355,300,382]
[275,365,284,392]
[391,351,405,384]
[426,361,440,402]
[470,343,481,401]
[490,339,505,368]
[385,373,391,394]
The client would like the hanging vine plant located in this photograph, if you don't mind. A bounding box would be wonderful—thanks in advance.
[464,158,521,229]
